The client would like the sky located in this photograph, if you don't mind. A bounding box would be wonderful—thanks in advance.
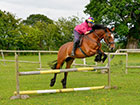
[0,0,90,20]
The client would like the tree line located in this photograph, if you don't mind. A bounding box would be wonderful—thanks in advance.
[0,11,83,50]
[0,0,139,51]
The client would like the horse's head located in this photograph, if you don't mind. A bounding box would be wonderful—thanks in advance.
[91,24,115,51]
[103,27,115,51]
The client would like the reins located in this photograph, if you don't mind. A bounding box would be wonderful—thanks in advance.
[84,31,102,47]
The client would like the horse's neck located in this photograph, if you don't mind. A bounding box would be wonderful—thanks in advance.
[88,32,102,42]
[82,30,105,45]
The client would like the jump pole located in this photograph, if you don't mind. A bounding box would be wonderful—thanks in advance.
[14,86,105,95]
[19,66,109,76]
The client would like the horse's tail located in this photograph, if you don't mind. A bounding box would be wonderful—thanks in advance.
[49,60,64,69]
[49,60,58,69]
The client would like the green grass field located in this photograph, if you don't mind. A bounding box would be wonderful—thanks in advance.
[0,53,140,105]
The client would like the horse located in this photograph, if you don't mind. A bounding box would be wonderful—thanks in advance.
[50,24,115,88]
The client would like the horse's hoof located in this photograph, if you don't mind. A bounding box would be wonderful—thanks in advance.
[61,79,66,88]
[94,55,101,62]
[63,85,66,88]
[50,79,55,87]
[101,59,105,63]
[101,60,104,64]
[94,59,101,62]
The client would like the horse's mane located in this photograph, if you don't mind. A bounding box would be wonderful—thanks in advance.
[92,24,112,32]
[92,24,107,31]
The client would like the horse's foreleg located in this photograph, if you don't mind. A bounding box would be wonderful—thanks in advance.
[102,53,107,63]
[61,58,74,88]
[100,49,107,63]
[94,49,102,62]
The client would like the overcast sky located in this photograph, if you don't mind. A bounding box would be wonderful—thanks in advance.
[0,0,90,20]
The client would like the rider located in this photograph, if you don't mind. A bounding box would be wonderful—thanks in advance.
[71,17,95,56]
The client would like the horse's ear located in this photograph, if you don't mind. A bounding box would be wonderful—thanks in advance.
[111,27,115,31]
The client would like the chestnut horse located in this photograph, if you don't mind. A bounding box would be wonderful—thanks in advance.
[50,24,115,88]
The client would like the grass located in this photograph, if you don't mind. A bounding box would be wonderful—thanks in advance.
[0,53,140,105]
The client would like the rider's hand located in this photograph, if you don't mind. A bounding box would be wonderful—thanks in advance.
[85,31,90,35]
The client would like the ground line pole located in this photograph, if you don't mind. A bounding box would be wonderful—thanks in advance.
[15,53,21,98]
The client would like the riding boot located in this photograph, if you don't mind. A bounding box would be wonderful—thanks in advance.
[71,41,79,56]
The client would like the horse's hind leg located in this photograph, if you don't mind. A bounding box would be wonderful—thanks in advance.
[50,62,63,87]
[50,73,57,87]
[61,57,74,88]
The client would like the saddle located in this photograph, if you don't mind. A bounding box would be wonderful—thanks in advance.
[78,35,89,57]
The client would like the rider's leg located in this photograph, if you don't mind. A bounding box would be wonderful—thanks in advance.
[71,40,80,56]
[71,30,80,56]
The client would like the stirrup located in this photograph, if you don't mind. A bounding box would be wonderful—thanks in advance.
[71,51,75,56]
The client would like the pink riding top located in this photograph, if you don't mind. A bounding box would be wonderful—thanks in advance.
[74,21,92,35]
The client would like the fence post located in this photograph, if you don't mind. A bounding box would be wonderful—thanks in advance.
[1,50,6,65]
[125,53,128,74]
[10,53,29,99]
[83,58,86,65]
[108,53,111,87]
[39,52,42,69]
[15,53,20,98]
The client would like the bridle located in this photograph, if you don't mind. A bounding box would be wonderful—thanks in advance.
[104,32,115,47]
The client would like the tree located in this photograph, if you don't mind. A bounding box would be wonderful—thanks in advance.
[55,16,83,44]
[84,0,140,48]
[33,21,62,50]
[22,14,53,26]
[0,10,21,49]
[15,24,42,50]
